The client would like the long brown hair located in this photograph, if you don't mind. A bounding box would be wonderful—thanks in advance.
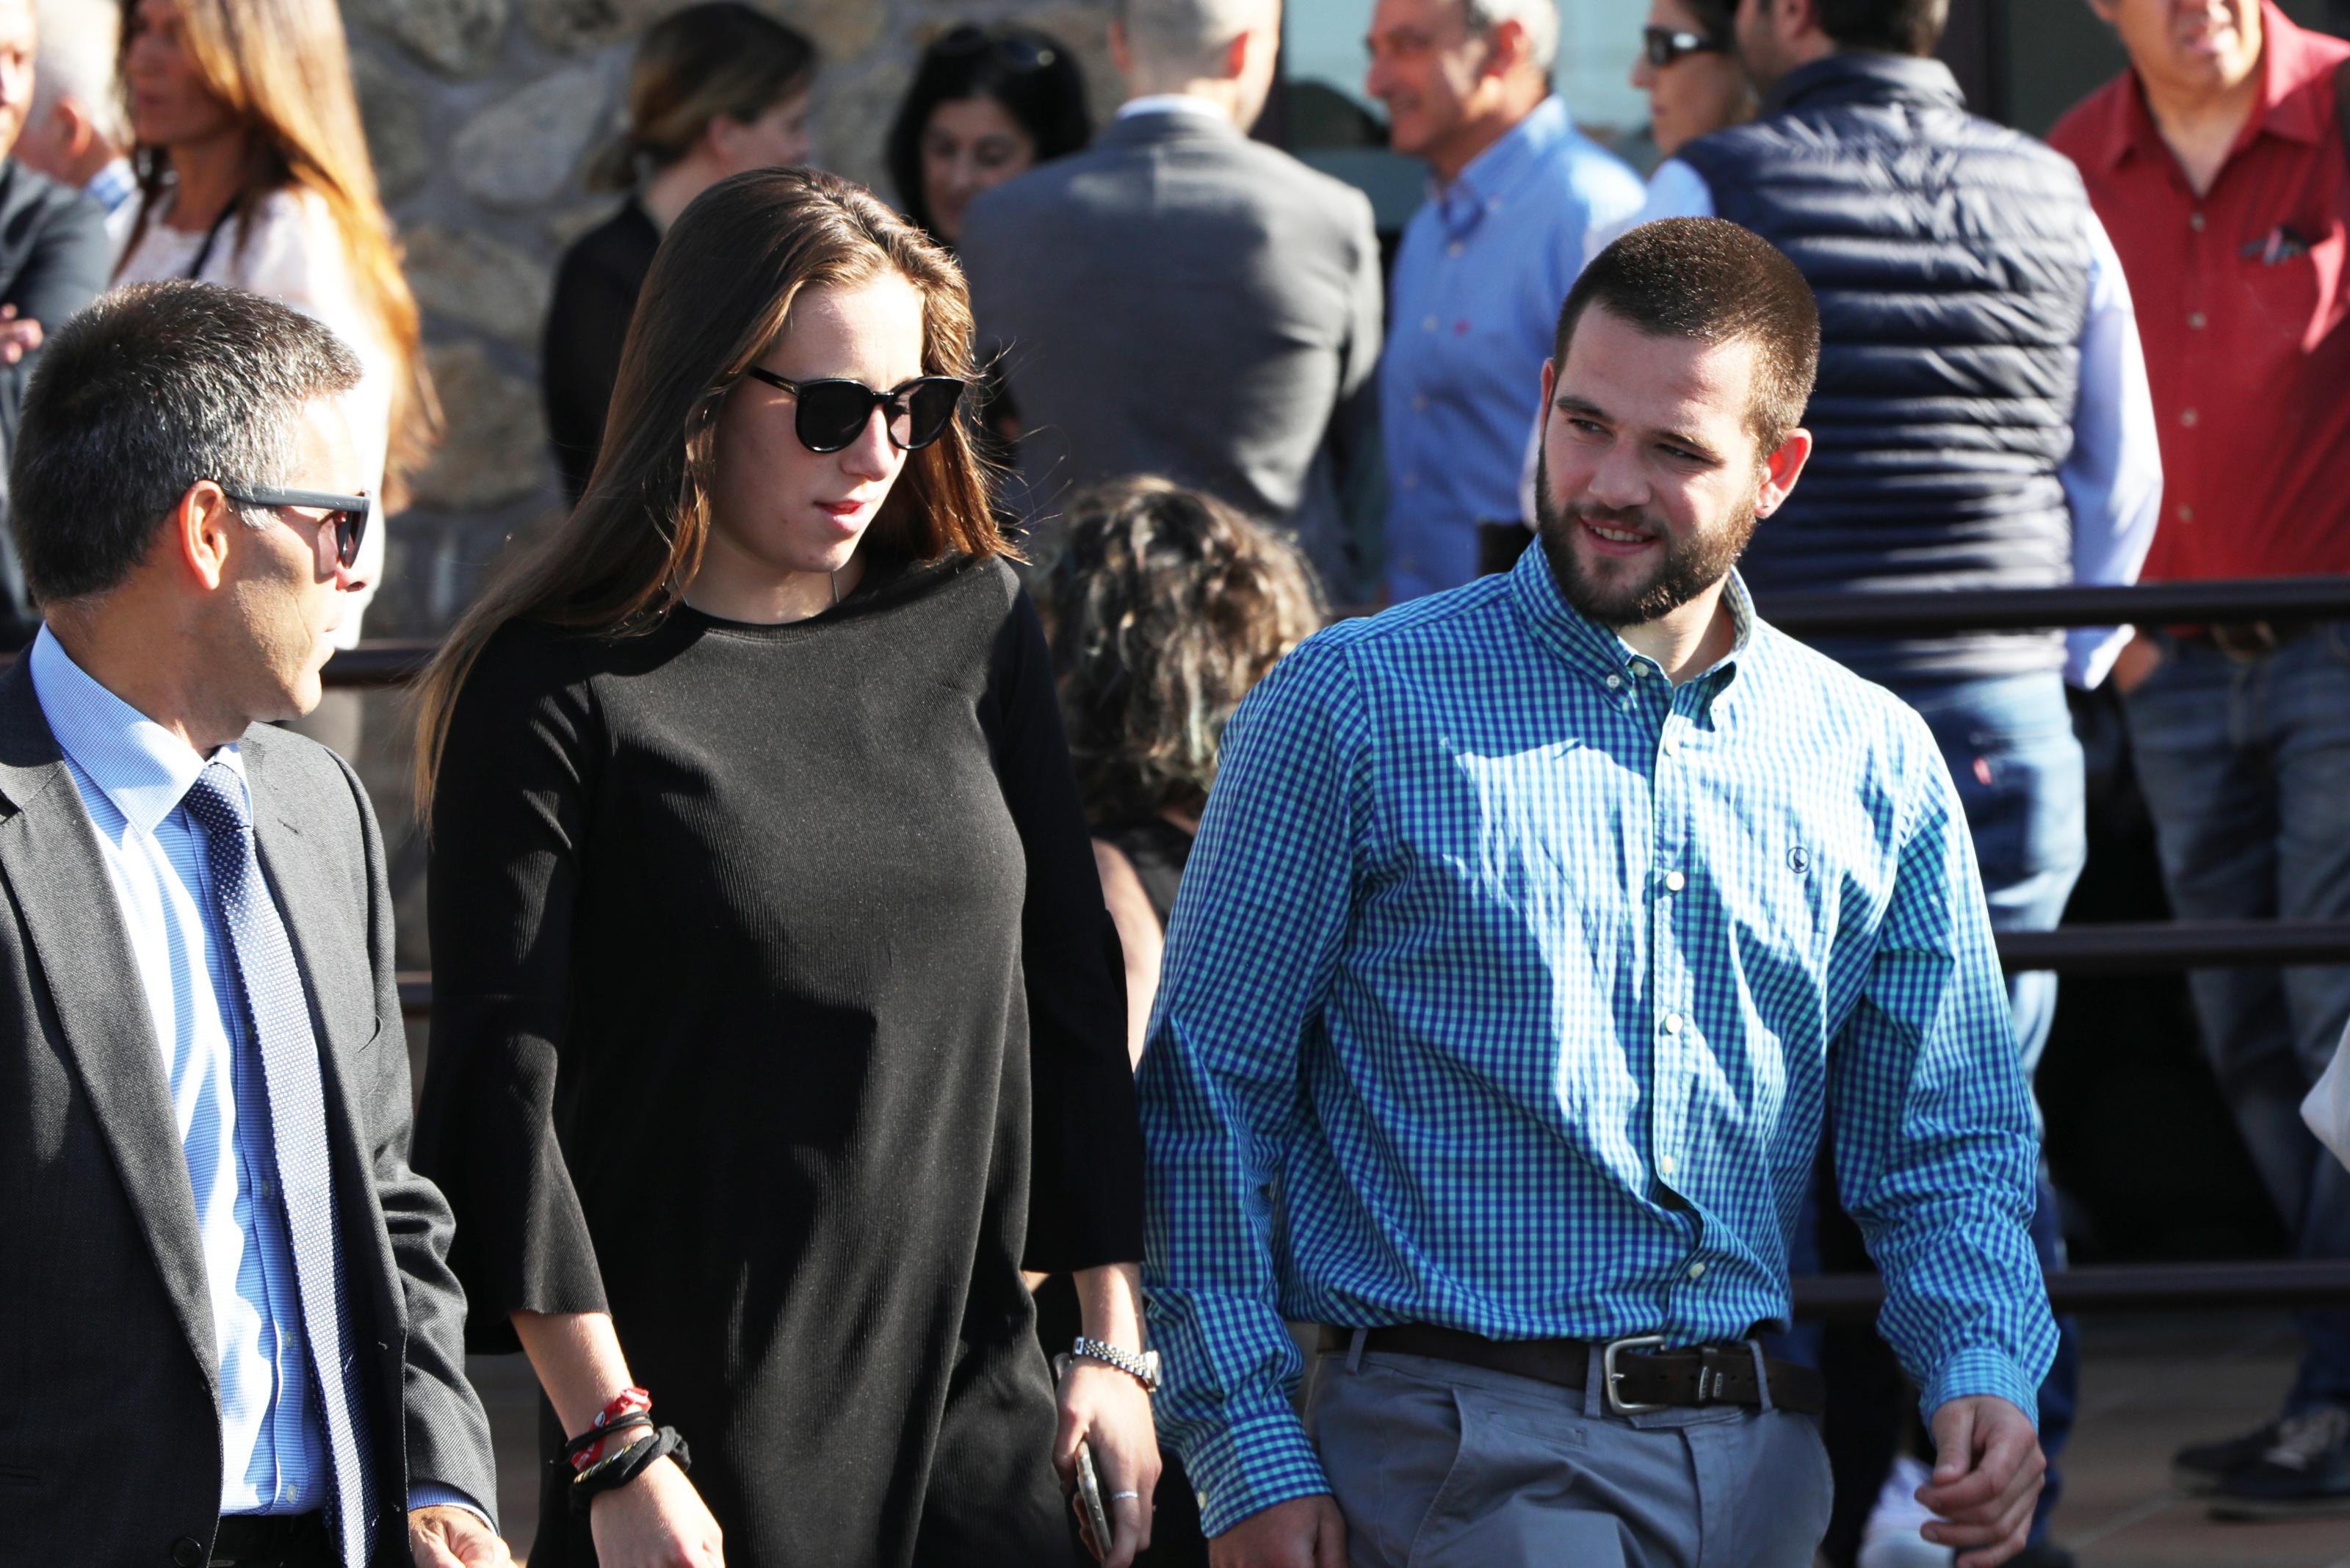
[412,167,1008,816]
[583,1,817,192]
[116,0,436,505]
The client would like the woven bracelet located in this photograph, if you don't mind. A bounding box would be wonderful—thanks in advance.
[569,1426,690,1512]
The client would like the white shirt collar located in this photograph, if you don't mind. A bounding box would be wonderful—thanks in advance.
[1116,93,1232,124]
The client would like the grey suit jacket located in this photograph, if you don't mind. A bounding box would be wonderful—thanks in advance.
[960,107,1384,601]
[0,662,494,1564]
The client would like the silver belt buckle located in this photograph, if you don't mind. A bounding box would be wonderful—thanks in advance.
[1602,1333,1667,1415]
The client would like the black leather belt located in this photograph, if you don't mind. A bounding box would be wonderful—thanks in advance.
[207,1513,332,1567]
[1320,1322,1825,1417]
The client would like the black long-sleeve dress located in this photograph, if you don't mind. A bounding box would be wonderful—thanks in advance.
[416,553,1143,1567]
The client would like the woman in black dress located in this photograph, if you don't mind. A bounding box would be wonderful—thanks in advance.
[544,4,815,504]
[416,169,1156,1568]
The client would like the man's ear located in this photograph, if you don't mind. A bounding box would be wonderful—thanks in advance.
[1538,358,1557,430]
[2083,0,2119,24]
[1481,17,1530,80]
[1754,428,1813,518]
[56,98,98,162]
[173,480,239,591]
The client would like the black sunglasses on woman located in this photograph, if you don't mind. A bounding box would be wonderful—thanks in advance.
[1643,26,1727,67]
[743,368,968,454]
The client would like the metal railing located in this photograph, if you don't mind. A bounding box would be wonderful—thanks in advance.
[369,574,2350,1317]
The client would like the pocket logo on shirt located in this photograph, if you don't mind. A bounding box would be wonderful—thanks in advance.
[1787,844,1811,875]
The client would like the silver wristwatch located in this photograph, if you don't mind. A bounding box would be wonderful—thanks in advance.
[1071,1336,1160,1394]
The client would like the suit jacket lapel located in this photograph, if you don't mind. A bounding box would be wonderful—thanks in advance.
[0,663,217,1381]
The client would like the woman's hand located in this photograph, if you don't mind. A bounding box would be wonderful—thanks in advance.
[589,1455,726,1568]
[1055,1358,1163,1568]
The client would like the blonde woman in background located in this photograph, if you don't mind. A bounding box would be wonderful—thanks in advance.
[113,0,430,667]
[544,1,815,503]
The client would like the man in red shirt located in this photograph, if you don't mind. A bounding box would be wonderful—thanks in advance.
[2050,0,2350,1521]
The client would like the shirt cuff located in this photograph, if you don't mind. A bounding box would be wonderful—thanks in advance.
[408,1482,496,1535]
[1182,1407,1333,1539]
[1919,1346,2043,1434]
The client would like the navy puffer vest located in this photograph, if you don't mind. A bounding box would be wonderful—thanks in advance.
[1675,54,2093,682]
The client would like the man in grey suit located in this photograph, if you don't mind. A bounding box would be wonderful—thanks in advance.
[0,281,502,1567]
[960,0,1384,603]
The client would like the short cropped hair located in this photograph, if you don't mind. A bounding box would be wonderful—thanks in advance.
[1552,218,1821,454]
[12,281,363,604]
[1119,0,1276,84]
[1760,0,1948,56]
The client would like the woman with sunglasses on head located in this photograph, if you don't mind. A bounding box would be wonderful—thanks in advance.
[886,23,1091,251]
[546,2,817,505]
[112,0,432,655]
[413,167,1155,1568]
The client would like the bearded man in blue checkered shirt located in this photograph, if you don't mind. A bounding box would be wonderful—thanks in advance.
[1136,217,2059,1568]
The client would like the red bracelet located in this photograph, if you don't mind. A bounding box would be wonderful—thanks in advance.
[569,1386,654,1473]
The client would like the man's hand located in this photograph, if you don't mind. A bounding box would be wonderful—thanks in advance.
[1054,1359,1163,1567]
[2109,627,2161,694]
[408,1504,512,1567]
[1208,1495,1346,1568]
[0,305,41,365]
[1917,1395,2045,1568]
[589,1455,726,1567]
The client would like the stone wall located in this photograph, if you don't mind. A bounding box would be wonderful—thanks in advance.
[346,0,1127,643]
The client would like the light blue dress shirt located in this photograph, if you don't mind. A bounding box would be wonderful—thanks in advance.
[1606,160,2163,688]
[29,628,482,1528]
[1381,95,1644,601]
[1138,547,2057,1535]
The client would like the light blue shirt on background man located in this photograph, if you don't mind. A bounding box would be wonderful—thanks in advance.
[1381,94,1641,601]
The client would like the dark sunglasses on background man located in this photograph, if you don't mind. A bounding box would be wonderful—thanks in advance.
[743,368,968,455]
[220,484,370,568]
[1643,26,1727,67]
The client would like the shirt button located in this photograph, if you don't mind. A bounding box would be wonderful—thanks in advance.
[1688,1261,1707,1281]
[1661,732,1680,756]
[1629,664,1649,678]
[1663,870,1686,892]
[2187,311,2207,330]
[173,1539,208,1568]
[2178,504,2196,523]
[1663,1011,1684,1035]
[1400,474,1419,490]
[1447,240,1464,257]
[1422,314,1439,332]
[1605,674,1622,689]
[1659,1155,1677,1177]
[2180,408,2199,428]
[2189,211,2206,231]
[1411,394,1428,412]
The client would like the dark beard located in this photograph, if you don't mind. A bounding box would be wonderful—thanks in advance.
[1532,445,1760,628]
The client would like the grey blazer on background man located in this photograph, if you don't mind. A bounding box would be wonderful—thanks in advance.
[0,663,494,1564]
[960,106,1384,601]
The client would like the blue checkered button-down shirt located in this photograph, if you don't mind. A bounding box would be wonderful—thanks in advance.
[1138,546,2057,1536]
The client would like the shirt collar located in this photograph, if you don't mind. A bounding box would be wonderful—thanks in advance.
[1116,93,1232,123]
[2097,0,2328,172]
[29,625,244,836]
[1506,535,1756,693]
[1432,94,1572,228]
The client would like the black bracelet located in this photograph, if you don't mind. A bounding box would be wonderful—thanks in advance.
[556,1412,655,1469]
[569,1425,690,1512]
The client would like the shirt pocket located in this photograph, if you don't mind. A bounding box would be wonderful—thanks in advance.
[2233,219,2346,355]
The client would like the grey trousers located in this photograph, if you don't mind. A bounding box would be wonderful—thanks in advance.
[1305,1342,1833,1568]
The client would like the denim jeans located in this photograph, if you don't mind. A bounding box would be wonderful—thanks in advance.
[1779,673,2085,1555]
[2123,627,2350,1412]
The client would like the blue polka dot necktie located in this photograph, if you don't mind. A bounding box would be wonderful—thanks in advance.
[181,762,375,1567]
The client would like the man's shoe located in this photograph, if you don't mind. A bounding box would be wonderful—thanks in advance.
[2172,1418,2287,1492]
[2207,1406,2350,1520]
